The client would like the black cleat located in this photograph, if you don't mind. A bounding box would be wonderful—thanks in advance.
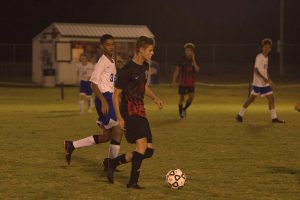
[180,110,186,119]
[103,158,120,172]
[64,141,75,165]
[103,158,109,172]
[235,114,243,123]
[272,118,285,123]
[106,160,115,184]
[126,183,144,189]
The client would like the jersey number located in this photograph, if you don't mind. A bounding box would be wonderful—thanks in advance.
[110,74,116,82]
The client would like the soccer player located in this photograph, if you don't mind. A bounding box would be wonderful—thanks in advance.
[236,38,285,123]
[64,34,123,167]
[76,54,95,114]
[106,36,163,189]
[172,43,200,118]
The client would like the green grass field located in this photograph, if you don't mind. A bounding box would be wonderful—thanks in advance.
[0,85,300,200]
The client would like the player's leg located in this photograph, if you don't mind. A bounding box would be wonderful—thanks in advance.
[182,88,195,117]
[266,94,285,123]
[79,94,85,114]
[103,125,123,171]
[79,80,87,114]
[236,94,257,122]
[86,81,93,113]
[64,128,112,165]
[86,95,92,113]
[178,85,185,118]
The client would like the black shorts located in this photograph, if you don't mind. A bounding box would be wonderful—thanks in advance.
[178,85,195,95]
[124,115,152,144]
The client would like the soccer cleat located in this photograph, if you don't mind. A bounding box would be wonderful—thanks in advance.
[272,118,285,123]
[126,183,144,189]
[64,141,75,165]
[103,158,120,172]
[102,158,110,172]
[106,160,115,184]
[179,110,186,119]
[235,114,243,123]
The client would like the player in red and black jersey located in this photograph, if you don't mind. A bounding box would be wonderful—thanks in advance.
[106,36,163,189]
[172,43,200,118]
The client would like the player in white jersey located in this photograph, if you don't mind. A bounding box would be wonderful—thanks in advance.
[236,39,285,123]
[76,54,95,114]
[64,35,123,169]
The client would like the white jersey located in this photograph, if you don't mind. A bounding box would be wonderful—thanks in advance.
[252,53,269,87]
[90,54,116,93]
[76,62,94,81]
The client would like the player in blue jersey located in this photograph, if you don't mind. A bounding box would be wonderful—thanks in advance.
[64,34,123,169]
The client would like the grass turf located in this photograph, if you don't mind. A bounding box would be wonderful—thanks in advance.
[0,85,300,200]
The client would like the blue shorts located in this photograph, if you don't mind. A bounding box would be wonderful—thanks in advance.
[251,86,273,97]
[94,92,118,129]
[80,80,93,96]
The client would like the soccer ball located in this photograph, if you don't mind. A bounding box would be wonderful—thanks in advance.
[165,169,186,189]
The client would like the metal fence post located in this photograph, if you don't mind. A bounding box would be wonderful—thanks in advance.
[212,44,216,75]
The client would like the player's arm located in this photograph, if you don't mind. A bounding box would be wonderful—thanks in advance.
[90,63,109,114]
[145,85,163,110]
[254,67,268,83]
[113,88,125,130]
[172,67,180,87]
[91,83,109,114]
[191,52,200,72]
[267,71,274,86]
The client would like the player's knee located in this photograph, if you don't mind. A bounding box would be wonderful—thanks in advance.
[110,138,121,145]
[93,135,101,144]
[143,148,154,159]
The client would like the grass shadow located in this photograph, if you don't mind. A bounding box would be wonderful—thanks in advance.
[266,166,300,184]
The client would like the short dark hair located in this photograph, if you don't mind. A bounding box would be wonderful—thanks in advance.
[136,36,155,53]
[100,34,114,44]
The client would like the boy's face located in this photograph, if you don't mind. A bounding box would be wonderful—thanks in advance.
[185,48,194,58]
[140,45,154,61]
[262,44,272,55]
[101,39,114,57]
[80,56,88,63]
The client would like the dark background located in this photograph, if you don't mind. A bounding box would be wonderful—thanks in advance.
[1,0,299,44]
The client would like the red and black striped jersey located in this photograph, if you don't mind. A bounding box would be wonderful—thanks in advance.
[177,57,199,86]
[115,60,149,118]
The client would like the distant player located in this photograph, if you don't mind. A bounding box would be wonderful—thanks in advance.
[64,34,123,168]
[172,43,200,118]
[90,55,98,66]
[106,36,163,189]
[295,102,300,112]
[236,39,285,123]
[76,54,94,114]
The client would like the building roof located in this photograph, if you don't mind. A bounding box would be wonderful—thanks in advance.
[34,23,154,40]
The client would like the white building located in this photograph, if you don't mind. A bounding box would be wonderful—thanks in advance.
[32,22,154,86]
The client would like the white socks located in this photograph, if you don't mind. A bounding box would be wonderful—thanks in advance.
[79,100,84,113]
[73,136,96,149]
[239,107,247,117]
[270,109,278,119]
[108,144,120,159]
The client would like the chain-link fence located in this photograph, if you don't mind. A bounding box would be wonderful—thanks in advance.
[0,43,299,83]
[0,44,32,82]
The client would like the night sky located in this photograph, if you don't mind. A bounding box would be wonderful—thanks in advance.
[1,0,300,44]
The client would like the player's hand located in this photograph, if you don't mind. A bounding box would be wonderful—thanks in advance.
[268,79,274,86]
[118,117,125,130]
[101,98,109,115]
[153,97,163,110]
